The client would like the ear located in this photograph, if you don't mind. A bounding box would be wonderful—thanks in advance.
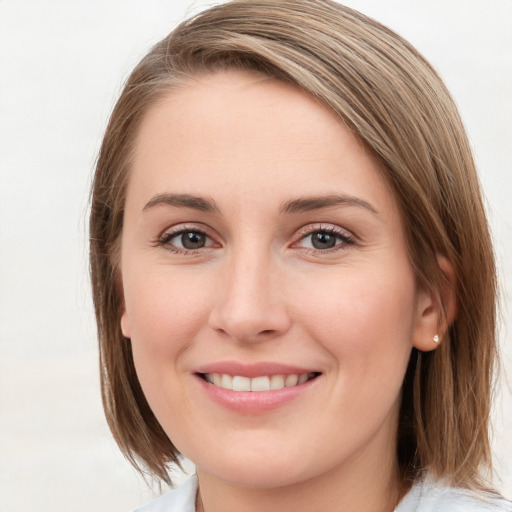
[412,255,457,351]
[120,310,131,339]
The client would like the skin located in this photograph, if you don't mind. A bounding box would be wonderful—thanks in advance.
[120,70,444,512]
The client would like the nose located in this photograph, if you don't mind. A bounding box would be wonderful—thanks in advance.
[208,247,292,344]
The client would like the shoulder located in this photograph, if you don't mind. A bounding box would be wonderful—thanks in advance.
[132,475,198,512]
[396,477,512,512]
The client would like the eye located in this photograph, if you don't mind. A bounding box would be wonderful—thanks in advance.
[294,225,355,252]
[156,226,217,253]
[174,231,208,250]
[308,231,339,250]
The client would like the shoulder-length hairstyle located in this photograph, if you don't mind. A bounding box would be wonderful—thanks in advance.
[90,0,497,488]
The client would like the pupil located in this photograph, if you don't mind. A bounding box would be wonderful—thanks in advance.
[312,232,336,249]
[182,232,205,249]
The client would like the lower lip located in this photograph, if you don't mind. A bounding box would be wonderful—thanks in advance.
[195,375,319,414]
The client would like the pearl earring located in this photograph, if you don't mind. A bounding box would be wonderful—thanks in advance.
[433,334,439,343]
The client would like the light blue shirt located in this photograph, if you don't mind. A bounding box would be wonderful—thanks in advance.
[133,474,512,511]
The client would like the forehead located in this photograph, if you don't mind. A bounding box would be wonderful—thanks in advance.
[133,70,352,161]
[127,70,396,220]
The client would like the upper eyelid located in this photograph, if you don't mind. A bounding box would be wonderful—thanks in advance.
[159,222,214,238]
[294,223,355,239]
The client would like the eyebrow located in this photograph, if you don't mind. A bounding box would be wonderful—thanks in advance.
[280,194,378,215]
[142,192,378,216]
[143,193,219,213]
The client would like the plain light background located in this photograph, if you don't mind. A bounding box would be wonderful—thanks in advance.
[0,1,511,510]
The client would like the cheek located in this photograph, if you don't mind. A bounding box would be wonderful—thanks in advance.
[123,268,210,373]
[122,269,214,429]
[293,265,417,443]
[295,263,417,367]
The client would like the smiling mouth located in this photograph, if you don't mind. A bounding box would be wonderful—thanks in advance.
[198,372,321,392]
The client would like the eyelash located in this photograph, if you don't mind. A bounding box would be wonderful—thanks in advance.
[153,224,217,255]
[153,224,355,255]
[293,224,355,253]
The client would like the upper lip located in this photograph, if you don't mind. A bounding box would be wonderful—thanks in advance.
[195,361,319,378]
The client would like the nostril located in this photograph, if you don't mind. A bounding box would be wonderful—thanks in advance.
[208,299,292,343]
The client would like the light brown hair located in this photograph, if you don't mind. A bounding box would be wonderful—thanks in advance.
[90,0,497,488]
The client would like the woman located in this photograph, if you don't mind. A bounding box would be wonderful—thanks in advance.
[89,1,511,510]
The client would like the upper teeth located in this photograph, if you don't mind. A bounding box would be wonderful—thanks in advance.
[203,373,314,391]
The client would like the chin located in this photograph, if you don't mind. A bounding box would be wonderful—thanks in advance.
[191,442,328,490]
[200,461,310,489]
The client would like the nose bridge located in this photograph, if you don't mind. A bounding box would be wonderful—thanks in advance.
[209,240,290,342]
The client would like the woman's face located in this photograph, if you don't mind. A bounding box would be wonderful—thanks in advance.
[120,71,434,489]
